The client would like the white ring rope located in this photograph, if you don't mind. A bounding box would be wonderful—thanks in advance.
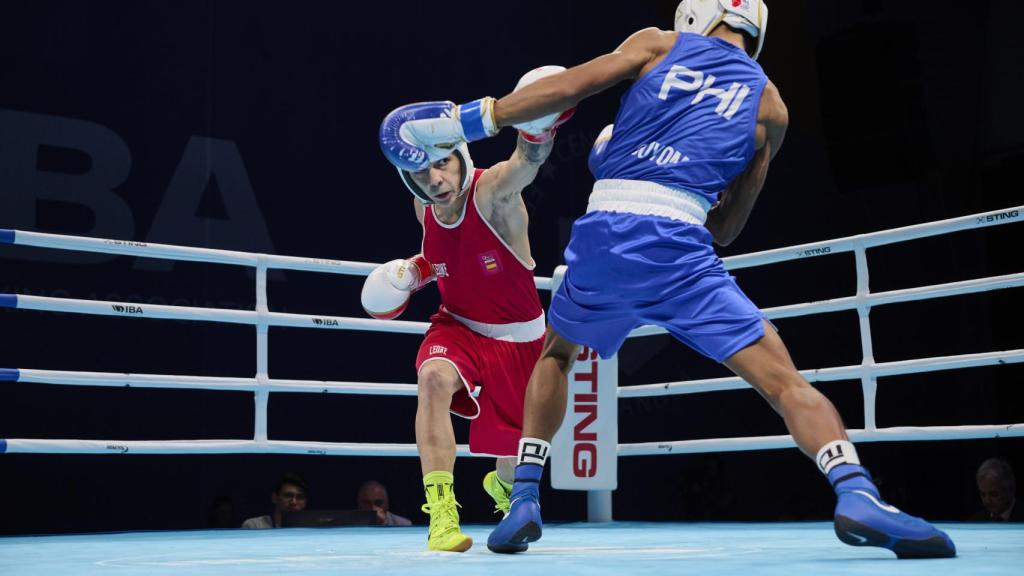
[618,424,1024,457]
[12,368,420,395]
[619,349,1024,397]
[628,272,1024,336]
[8,293,432,334]
[0,229,555,290]
[4,438,452,457]
[0,205,1022,456]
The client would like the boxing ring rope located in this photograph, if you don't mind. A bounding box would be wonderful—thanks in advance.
[1,206,1022,476]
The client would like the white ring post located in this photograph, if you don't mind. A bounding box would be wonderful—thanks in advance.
[854,241,878,431]
[588,490,613,523]
[254,256,270,445]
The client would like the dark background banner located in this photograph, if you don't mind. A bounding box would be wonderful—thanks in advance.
[1,0,1021,533]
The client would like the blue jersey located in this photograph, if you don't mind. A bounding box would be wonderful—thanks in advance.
[592,33,767,205]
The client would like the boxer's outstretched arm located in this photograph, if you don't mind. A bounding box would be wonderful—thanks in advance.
[706,82,788,246]
[477,136,554,204]
[492,28,667,128]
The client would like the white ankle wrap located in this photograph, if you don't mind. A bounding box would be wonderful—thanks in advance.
[816,440,860,474]
[517,437,551,467]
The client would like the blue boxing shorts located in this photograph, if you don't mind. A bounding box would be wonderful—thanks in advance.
[548,211,766,362]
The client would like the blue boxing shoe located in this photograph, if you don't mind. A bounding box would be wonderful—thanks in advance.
[487,463,543,553]
[829,464,956,559]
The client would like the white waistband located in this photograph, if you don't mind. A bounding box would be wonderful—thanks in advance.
[445,308,546,343]
[586,179,711,225]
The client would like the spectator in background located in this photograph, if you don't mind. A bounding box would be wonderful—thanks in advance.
[241,473,308,529]
[207,495,235,529]
[970,458,1020,522]
[357,480,412,526]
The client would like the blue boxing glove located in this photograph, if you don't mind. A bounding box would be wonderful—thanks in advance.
[379,101,462,172]
[588,124,614,178]
[386,98,499,159]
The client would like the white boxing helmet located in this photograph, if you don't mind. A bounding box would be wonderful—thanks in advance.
[675,0,768,60]
[397,142,475,205]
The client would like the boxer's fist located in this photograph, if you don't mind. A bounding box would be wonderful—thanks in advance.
[360,255,436,320]
[512,66,577,143]
[361,264,411,320]
[406,97,501,145]
[380,101,462,172]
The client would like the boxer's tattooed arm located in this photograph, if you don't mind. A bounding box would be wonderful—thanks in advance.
[477,134,555,204]
[516,135,554,165]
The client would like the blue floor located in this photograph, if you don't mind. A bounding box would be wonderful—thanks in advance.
[1,522,1020,576]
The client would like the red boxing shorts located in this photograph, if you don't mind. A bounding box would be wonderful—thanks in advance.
[415,310,544,457]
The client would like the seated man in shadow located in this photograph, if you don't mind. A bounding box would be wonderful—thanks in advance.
[358,480,412,526]
[970,458,1020,522]
[207,495,236,529]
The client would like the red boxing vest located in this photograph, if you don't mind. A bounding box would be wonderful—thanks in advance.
[422,169,543,324]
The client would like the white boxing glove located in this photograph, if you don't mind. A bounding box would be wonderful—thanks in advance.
[512,66,577,143]
[361,265,410,320]
[360,255,436,320]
